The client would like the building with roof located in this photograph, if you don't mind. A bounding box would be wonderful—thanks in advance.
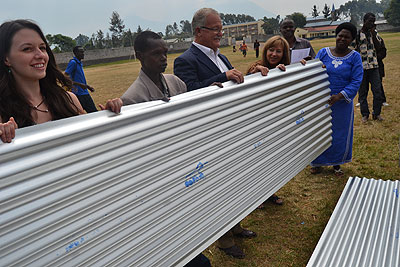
[222,20,267,44]
[296,16,350,39]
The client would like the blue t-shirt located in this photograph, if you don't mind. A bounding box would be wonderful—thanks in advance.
[65,57,89,95]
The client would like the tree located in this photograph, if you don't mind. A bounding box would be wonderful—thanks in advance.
[136,25,143,34]
[46,33,76,52]
[180,20,192,35]
[287,12,306,28]
[165,24,174,37]
[105,33,112,48]
[338,0,384,25]
[322,4,331,18]
[109,11,126,47]
[262,15,281,34]
[95,30,105,49]
[380,0,391,10]
[75,34,89,46]
[220,13,255,25]
[84,35,95,50]
[123,29,134,47]
[384,0,400,26]
[173,22,179,35]
[312,5,319,18]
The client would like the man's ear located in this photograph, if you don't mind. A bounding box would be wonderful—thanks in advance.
[136,51,143,61]
[194,27,201,36]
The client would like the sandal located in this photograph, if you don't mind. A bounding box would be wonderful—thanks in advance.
[333,167,344,177]
[310,166,322,174]
[267,194,284,205]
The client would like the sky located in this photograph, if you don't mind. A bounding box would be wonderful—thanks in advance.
[2,0,356,38]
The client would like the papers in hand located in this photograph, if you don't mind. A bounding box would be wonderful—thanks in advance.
[290,48,310,64]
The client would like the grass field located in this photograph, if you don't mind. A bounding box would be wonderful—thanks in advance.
[84,33,400,266]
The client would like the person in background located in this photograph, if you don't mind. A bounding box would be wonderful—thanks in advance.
[355,13,384,123]
[174,8,255,260]
[65,46,97,113]
[280,18,315,61]
[240,40,248,57]
[374,24,388,107]
[253,39,260,58]
[310,22,363,176]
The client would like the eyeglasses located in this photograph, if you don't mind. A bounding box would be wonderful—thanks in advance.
[200,26,224,34]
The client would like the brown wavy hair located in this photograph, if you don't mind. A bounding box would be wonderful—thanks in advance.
[247,35,290,73]
[0,19,79,127]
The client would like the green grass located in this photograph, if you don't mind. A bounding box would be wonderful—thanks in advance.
[84,32,400,266]
[85,59,137,68]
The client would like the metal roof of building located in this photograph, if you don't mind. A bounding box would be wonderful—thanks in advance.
[304,19,350,28]
[305,26,338,32]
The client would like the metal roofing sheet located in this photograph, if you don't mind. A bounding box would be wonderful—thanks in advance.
[308,177,400,267]
[0,60,331,266]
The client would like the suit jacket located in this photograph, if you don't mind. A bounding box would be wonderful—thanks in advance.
[173,44,233,91]
[121,69,187,105]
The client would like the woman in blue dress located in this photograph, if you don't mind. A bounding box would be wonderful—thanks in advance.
[310,22,363,176]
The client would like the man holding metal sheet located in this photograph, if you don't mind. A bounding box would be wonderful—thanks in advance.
[173,8,244,92]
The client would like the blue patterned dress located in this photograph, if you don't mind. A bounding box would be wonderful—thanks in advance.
[311,47,363,167]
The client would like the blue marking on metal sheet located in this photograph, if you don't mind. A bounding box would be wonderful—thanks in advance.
[295,110,305,125]
[185,161,208,187]
[65,237,85,253]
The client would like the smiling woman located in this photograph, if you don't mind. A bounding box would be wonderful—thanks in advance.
[310,22,363,176]
[246,35,291,75]
[0,19,84,143]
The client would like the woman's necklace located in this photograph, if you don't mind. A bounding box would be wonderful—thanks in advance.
[31,97,49,113]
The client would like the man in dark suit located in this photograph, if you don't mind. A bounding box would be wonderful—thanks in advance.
[174,8,255,259]
[174,8,244,91]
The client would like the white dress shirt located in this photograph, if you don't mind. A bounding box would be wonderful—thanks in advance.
[192,42,229,72]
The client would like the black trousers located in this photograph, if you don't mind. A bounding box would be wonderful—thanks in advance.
[77,94,97,113]
[358,68,383,117]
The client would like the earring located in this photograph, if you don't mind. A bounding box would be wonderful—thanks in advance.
[7,68,11,74]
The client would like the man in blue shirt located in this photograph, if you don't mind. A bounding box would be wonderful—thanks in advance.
[65,46,97,113]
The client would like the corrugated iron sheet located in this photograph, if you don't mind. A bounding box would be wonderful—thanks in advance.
[0,60,331,267]
[308,177,400,267]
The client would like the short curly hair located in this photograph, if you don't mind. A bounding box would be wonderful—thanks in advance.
[134,31,162,54]
[335,22,357,40]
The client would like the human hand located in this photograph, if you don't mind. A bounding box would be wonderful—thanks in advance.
[328,93,343,106]
[87,85,95,92]
[300,59,307,65]
[277,64,286,71]
[99,98,123,114]
[253,65,269,76]
[225,69,244,84]
[0,117,18,143]
[211,82,223,88]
